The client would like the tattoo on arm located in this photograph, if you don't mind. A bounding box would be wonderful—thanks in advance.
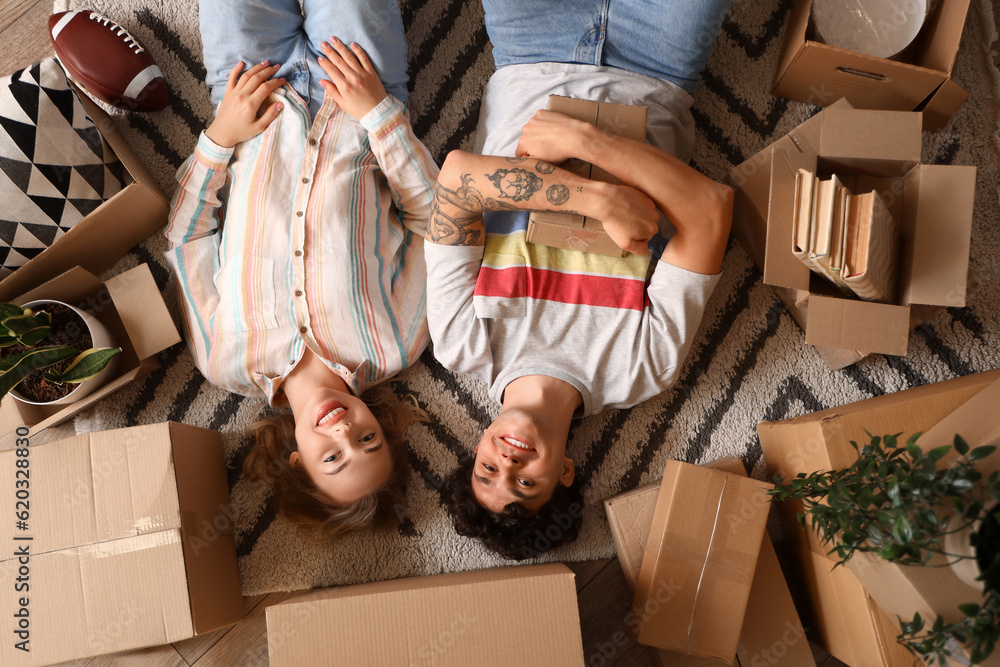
[546,184,570,205]
[427,173,517,246]
[535,161,555,174]
[485,168,543,202]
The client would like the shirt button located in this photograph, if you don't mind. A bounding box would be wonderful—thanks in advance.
[296,211,303,217]
[299,326,307,334]
[302,178,309,184]
[295,290,303,297]
[295,250,302,257]
[309,138,317,146]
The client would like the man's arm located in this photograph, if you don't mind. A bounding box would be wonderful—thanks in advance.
[516,110,733,274]
[426,150,661,255]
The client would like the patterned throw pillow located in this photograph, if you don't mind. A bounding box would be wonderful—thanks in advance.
[0,57,127,279]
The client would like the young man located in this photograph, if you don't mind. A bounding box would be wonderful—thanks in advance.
[425,0,736,559]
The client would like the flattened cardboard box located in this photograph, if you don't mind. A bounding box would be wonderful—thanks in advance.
[266,563,584,667]
[604,457,814,667]
[526,95,646,257]
[728,104,975,364]
[0,422,244,666]
[0,264,180,437]
[0,87,168,301]
[772,0,972,131]
[632,460,773,662]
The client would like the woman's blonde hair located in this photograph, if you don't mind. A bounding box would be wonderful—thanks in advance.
[243,386,427,536]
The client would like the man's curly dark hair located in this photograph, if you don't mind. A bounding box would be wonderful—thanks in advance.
[441,457,585,560]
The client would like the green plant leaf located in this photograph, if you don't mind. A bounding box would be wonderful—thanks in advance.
[928,445,951,461]
[906,440,922,459]
[970,446,997,462]
[955,434,970,456]
[959,603,981,617]
[2,310,52,347]
[42,347,120,384]
[0,346,78,399]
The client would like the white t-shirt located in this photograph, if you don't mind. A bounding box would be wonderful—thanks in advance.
[424,63,718,414]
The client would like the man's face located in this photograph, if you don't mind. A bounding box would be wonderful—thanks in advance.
[471,409,574,513]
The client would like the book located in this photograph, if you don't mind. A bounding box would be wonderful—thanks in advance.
[843,191,898,303]
[791,169,816,265]
[810,174,842,277]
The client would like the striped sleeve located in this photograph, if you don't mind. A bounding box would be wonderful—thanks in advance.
[362,95,439,237]
[162,132,232,387]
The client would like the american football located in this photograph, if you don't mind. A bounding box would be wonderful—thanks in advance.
[49,10,168,111]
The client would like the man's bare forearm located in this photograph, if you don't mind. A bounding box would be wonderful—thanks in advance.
[426,152,606,246]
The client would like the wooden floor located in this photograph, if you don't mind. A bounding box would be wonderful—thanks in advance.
[0,2,846,665]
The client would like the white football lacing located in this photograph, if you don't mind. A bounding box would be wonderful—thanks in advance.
[88,12,144,55]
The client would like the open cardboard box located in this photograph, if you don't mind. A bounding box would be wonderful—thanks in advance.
[758,369,1000,664]
[631,459,773,662]
[845,377,1000,667]
[772,0,972,130]
[266,563,585,667]
[729,104,975,366]
[0,264,180,437]
[526,95,645,257]
[0,422,244,666]
[604,458,814,666]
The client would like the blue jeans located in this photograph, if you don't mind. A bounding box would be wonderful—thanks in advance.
[199,0,409,118]
[483,0,734,94]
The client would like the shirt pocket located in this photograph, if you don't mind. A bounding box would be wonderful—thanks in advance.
[216,256,281,331]
[473,253,527,320]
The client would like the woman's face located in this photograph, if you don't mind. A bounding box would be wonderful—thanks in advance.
[288,387,392,505]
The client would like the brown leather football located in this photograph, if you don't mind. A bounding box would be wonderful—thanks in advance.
[49,10,168,112]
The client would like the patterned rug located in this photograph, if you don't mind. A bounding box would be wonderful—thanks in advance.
[52,0,1000,595]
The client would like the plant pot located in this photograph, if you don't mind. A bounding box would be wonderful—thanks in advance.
[944,522,983,591]
[9,299,120,406]
[944,503,1000,593]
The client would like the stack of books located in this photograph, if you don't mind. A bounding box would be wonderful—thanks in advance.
[791,169,899,303]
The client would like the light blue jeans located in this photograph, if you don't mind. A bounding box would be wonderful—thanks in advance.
[483,0,735,94]
[199,0,409,118]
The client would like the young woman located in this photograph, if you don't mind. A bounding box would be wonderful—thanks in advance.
[165,0,437,534]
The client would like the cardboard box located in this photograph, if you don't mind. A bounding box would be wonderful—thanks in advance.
[0,422,244,666]
[795,546,920,666]
[526,95,646,257]
[773,0,972,131]
[631,460,773,662]
[728,105,975,363]
[0,264,181,436]
[266,563,585,667]
[758,368,1000,563]
[0,89,169,301]
[845,377,1000,667]
[604,458,814,667]
[758,370,1000,665]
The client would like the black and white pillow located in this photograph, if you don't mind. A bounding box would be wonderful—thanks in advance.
[0,57,127,278]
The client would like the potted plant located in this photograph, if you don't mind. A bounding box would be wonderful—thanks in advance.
[0,300,121,405]
[767,432,1000,665]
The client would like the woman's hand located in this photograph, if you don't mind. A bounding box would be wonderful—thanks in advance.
[205,61,285,148]
[318,37,388,120]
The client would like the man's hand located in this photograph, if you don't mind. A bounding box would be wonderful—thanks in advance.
[514,110,592,164]
[205,61,285,148]
[318,38,388,121]
[593,184,660,256]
